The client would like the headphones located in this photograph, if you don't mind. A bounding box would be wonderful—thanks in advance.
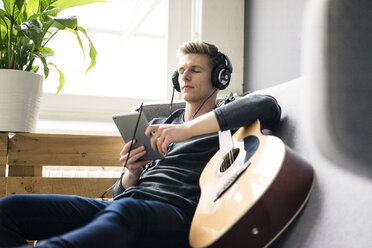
[171,53,233,92]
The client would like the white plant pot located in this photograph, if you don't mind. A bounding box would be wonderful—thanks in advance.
[0,69,43,132]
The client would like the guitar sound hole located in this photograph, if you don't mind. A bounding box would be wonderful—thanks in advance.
[219,148,240,173]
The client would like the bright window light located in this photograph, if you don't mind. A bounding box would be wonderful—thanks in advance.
[43,0,168,100]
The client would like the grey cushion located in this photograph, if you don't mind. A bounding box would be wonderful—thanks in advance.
[304,0,372,167]
[259,78,372,247]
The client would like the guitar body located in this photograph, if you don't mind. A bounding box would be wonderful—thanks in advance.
[189,120,315,248]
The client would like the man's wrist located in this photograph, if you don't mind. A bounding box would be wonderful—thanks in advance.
[184,122,196,139]
[121,169,141,189]
[184,112,219,138]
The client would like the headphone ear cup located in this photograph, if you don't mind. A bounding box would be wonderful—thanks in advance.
[171,70,181,92]
[212,65,231,90]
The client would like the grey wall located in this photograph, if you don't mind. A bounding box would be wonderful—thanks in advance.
[244,0,309,92]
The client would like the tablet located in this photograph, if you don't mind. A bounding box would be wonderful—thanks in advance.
[112,112,163,161]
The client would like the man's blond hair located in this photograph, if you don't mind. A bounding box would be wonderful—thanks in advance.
[178,41,225,70]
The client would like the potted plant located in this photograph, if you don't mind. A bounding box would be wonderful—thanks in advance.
[0,0,105,132]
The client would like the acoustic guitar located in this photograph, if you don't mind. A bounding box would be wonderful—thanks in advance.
[189,120,315,248]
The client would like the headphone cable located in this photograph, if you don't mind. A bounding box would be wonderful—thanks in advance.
[170,86,217,120]
[169,86,175,116]
[192,88,218,120]
[100,103,144,200]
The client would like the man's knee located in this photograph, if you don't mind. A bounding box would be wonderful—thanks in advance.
[103,197,143,220]
[0,195,23,215]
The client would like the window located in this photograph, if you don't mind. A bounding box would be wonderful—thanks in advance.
[39,0,244,123]
[39,0,169,121]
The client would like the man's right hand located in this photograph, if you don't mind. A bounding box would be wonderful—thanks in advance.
[119,140,152,188]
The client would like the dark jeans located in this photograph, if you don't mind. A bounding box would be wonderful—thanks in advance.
[0,194,191,248]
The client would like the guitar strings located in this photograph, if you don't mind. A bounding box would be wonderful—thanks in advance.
[219,93,237,171]
[221,148,235,172]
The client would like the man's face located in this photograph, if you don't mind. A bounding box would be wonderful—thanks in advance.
[177,53,214,103]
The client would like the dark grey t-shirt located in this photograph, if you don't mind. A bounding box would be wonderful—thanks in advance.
[112,94,281,219]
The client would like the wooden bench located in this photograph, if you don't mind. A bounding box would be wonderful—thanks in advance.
[0,132,124,199]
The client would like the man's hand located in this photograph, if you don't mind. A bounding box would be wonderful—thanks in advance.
[145,112,221,155]
[145,124,191,155]
[119,140,152,188]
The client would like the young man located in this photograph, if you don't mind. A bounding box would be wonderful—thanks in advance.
[0,41,281,248]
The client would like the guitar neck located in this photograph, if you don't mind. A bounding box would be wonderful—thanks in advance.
[217,92,238,157]
[218,130,234,157]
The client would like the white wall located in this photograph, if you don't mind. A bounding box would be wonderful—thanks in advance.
[244,0,309,92]
[201,0,245,96]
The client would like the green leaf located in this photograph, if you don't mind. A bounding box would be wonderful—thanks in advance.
[3,0,14,16]
[25,0,40,19]
[4,0,24,20]
[15,0,26,12]
[39,0,56,12]
[30,50,49,78]
[39,4,62,17]
[78,26,96,73]
[51,0,107,11]
[15,19,43,48]
[51,16,77,30]
[0,9,9,27]
[0,26,6,39]
[16,36,34,70]
[41,19,54,37]
[49,62,65,94]
[73,28,85,59]
[39,46,54,57]
[30,65,39,73]
[29,6,59,20]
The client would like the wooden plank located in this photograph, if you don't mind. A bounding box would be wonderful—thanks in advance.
[6,177,117,198]
[0,165,5,178]
[8,133,124,167]
[0,133,8,177]
[8,165,42,177]
[0,133,7,165]
[0,178,6,198]
[0,165,6,177]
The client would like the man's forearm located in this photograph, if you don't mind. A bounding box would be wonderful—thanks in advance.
[185,111,220,138]
[186,94,281,137]
[213,94,281,131]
